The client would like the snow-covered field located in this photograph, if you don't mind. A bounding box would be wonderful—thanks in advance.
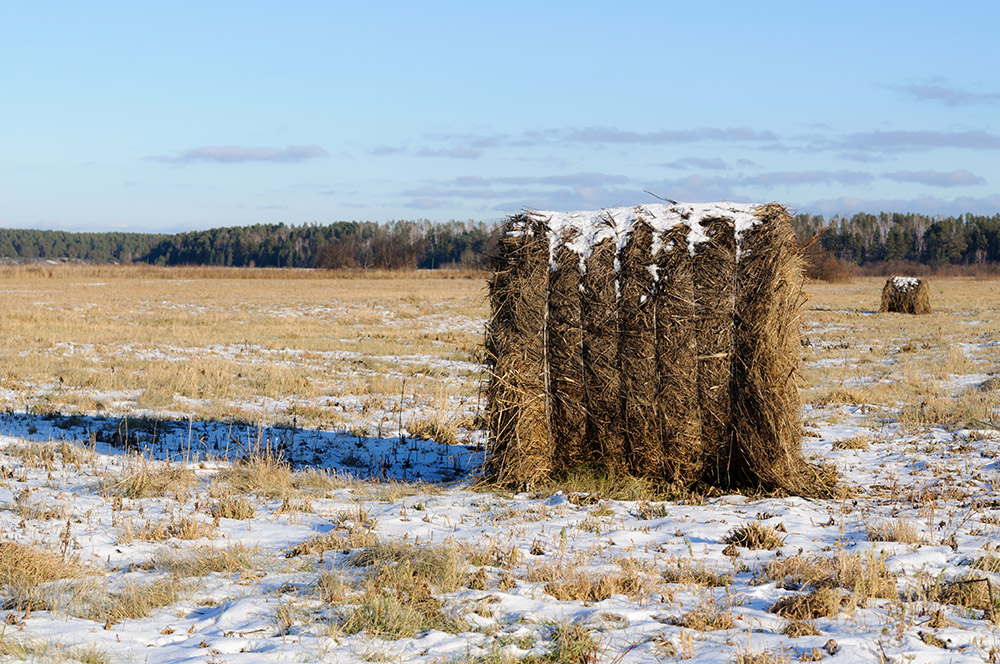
[2,272,1000,663]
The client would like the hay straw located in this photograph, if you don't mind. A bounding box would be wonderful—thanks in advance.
[548,231,587,473]
[484,216,552,488]
[654,224,702,485]
[618,219,661,474]
[692,217,736,486]
[879,277,931,314]
[581,231,625,471]
[730,203,828,496]
[484,202,827,497]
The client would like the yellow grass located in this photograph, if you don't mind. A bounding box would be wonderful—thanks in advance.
[0,264,487,430]
[3,268,999,448]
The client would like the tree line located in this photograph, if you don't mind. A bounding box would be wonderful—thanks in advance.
[791,211,1000,266]
[3,211,1000,269]
[0,220,500,270]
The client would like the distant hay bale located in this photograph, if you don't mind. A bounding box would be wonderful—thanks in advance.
[879,277,930,314]
[484,202,827,496]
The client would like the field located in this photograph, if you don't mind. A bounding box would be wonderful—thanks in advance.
[1,266,1000,663]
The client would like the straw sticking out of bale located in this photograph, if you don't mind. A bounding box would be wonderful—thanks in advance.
[692,217,736,486]
[654,224,702,485]
[618,219,660,474]
[548,233,587,472]
[581,232,625,471]
[879,277,931,314]
[484,218,551,487]
[730,202,821,494]
[484,202,827,497]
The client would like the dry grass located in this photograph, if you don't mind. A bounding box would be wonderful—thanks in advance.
[0,636,110,664]
[723,520,785,550]
[759,550,898,604]
[284,529,378,558]
[832,435,871,450]
[153,543,260,577]
[667,601,736,631]
[866,518,922,544]
[0,541,92,591]
[117,515,216,543]
[79,576,188,623]
[347,542,467,594]
[102,455,199,500]
[934,572,999,616]
[662,558,732,588]
[327,542,469,640]
[769,586,849,619]
[209,493,256,520]
[0,265,485,430]
[526,560,658,602]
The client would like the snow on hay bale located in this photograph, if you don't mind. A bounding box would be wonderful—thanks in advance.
[879,276,931,314]
[485,202,828,496]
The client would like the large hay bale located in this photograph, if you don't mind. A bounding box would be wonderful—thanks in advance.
[484,202,826,496]
[879,277,931,314]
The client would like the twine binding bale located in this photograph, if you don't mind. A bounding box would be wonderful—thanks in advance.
[879,276,930,314]
[484,202,828,496]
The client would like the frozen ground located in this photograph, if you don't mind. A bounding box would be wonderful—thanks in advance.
[2,276,1000,663]
[1,399,1000,663]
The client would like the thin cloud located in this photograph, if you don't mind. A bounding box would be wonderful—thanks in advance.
[829,130,1000,153]
[368,145,407,156]
[153,144,327,164]
[883,169,987,187]
[414,147,481,159]
[491,172,631,187]
[803,194,1000,217]
[741,170,875,187]
[664,157,729,170]
[892,82,1000,106]
[562,126,777,144]
[403,198,449,209]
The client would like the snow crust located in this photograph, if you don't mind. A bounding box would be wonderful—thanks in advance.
[891,276,921,290]
[515,202,760,272]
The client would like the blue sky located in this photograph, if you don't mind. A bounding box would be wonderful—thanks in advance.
[2,1,999,233]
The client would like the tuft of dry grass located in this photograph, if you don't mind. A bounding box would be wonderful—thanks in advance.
[347,542,467,594]
[285,530,378,559]
[759,550,898,604]
[209,493,256,520]
[723,520,785,550]
[769,587,849,620]
[782,620,821,637]
[118,515,216,543]
[102,456,198,500]
[407,417,459,446]
[330,542,470,641]
[971,555,1000,574]
[934,573,999,617]
[866,518,922,544]
[667,601,736,631]
[153,543,260,577]
[0,541,92,591]
[662,558,732,588]
[80,576,188,623]
[0,636,110,664]
[527,560,657,602]
[832,435,871,450]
